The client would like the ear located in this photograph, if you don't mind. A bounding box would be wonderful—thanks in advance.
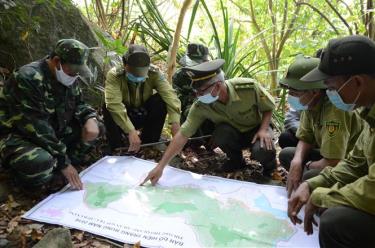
[352,75,366,90]
[51,56,60,67]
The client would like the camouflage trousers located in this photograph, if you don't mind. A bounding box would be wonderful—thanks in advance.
[0,122,94,187]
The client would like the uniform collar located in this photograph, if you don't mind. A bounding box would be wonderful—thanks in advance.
[359,105,375,128]
[226,81,241,104]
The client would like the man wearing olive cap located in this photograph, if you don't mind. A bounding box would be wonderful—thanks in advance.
[0,39,100,191]
[103,44,181,153]
[278,55,363,198]
[288,35,375,247]
[142,59,277,186]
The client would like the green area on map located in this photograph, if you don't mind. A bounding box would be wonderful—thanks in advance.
[84,182,295,247]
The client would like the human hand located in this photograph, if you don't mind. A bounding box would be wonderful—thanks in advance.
[171,122,180,137]
[287,182,310,225]
[61,164,83,190]
[140,165,164,186]
[128,130,141,152]
[82,118,99,142]
[251,128,273,150]
[304,198,319,235]
[286,160,303,197]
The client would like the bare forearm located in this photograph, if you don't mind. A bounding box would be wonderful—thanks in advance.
[158,131,188,168]
[260,111,272,130]
[293,140,314,164]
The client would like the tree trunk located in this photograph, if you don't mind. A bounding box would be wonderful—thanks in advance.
[166,0,193,83]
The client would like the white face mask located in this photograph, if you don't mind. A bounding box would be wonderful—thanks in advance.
[55,65,79,87]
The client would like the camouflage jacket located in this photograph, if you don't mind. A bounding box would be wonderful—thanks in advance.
[0,58,97,169]
[172,68,196,113]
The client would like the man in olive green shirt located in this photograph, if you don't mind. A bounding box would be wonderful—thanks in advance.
[103,44,181,152]
[288,35,375,248]
[142,59,276,185]
[279,55,363,197]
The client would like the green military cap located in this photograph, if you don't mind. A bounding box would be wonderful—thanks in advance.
[54,39,92,78]
[179,43,209,67]
[279,54,326,90]
[302,35,375,82]
[182,59,225,89]
[122,44,151,77]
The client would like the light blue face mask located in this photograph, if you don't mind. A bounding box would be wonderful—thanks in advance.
[198,87,220,104]
[287,95,308,111]
[326,77,360,112]
[127,72,146,83]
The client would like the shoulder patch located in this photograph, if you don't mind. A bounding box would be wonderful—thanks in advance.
[325,120,340,137]
[230,78,256,90]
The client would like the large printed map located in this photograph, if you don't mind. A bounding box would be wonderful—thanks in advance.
[24,156,319,247]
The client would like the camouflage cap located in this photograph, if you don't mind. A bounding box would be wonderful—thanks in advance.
[54,39,92,78]
[279,55,326,90]
[179,43,209,67]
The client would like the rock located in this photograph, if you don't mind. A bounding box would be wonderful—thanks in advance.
[33,228,73,248]
[0,238,9,247]
[0,0,110,107]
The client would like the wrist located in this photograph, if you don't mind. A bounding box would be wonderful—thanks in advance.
[305,160,313,170]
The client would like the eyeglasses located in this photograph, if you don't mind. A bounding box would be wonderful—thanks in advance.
[193,81,220,95]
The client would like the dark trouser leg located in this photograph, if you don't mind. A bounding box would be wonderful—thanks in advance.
[212,123,245,172]
[102,104,126,150]
[279,147,322,171]
[320,206,375,248]
[278,130,298,149]
[249,128,276,177]
[0,134,55,187]
[141,94,167,143]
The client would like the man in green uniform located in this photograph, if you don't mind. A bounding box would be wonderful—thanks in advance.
[0,39,100,190]
[288,35,375,247]
[141,59,277,185]
[279,55,363,197]
[172,43,214,147]
[103,44,181,152]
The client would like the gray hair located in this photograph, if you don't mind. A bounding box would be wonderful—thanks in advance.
[207,70,225,85]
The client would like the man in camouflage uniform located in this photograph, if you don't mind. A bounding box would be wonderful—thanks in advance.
[279,55,363,197]
[142,59,277,186]
[172,43,214,146]
[173,43,209,119]
[103,44,181,152]
[0,39,100,190]
[288,35,375,248]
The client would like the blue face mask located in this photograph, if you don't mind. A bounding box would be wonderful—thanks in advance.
[198,87,220,104]
[287,95,308,111]
[326,77,360,112]
[127,72,146,83]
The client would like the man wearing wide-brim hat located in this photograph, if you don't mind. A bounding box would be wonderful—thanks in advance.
[142,58,277,185]
[278,54,363,198]
[288,35,375,247]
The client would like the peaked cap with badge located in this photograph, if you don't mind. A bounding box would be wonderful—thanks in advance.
[182,59,225,89]
[279,54,326,90]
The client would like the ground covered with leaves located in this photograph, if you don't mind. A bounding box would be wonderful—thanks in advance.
[0,141,287,248]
